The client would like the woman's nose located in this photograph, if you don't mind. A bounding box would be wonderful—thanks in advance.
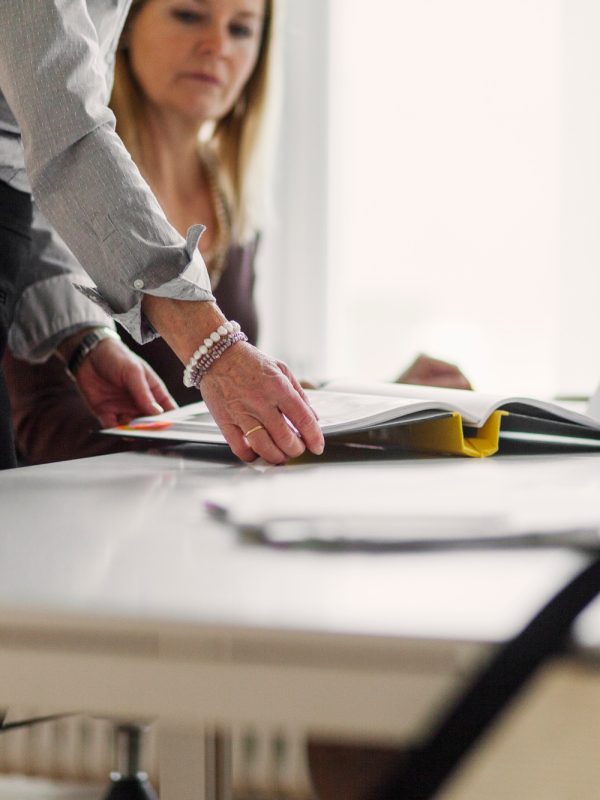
[197,24,229,57]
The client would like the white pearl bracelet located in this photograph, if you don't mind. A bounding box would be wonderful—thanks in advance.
[183,320,243,388]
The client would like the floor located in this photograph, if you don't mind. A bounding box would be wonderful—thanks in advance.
[0,776,103,799]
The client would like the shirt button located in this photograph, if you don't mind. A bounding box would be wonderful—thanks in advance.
[133,279,144,290]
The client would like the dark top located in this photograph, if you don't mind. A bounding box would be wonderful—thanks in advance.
[3,236,259,464]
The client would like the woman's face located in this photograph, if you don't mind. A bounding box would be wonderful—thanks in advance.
[128,0,266,123]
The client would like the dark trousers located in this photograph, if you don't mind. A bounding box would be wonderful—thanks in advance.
[0,181,32,470]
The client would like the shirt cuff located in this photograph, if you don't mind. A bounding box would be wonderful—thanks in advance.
[75,225,215,345]
[8,274,115,363]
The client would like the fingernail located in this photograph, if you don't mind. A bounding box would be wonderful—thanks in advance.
[151,401,164,414]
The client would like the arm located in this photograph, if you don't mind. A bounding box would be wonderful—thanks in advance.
[9,203,114,363]
[9,204,176,426]
[0,0,213,343]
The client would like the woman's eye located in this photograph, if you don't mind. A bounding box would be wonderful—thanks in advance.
[229,23,254,39]
[171,9,204,25]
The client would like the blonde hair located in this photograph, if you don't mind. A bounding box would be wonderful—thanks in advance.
[110,0,279,242]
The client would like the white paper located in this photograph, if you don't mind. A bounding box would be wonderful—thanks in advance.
[205,458,600,547]
[104,384,600,446]
[324,380,600,429]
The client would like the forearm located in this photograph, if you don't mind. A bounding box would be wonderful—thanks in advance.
[53,295,228,379]
[141,296,229,366]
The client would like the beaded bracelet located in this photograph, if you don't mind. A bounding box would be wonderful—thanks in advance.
[184,330,247,389]
[183,321,248,388]
[188,331,247,388]
[183,320,240,387]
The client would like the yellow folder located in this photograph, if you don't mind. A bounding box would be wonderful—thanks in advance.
[327,411,507,458]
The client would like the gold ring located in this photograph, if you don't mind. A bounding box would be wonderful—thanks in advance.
[244,424,264,437]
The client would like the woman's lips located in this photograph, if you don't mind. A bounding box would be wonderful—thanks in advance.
[182,72,221,86]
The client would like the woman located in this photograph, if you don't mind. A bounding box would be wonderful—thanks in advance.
[4,0,468,464]
[106,0,275,405]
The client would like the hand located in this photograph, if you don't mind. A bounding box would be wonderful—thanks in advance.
[74,338,176,428]
[200,341,324,464]
[141,296,325,465]
[397,354,471,390]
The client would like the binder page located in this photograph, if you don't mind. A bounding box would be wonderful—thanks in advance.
[324,381,600,430]
[105,391,455,441]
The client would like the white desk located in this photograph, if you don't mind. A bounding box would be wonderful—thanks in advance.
[1,450,600,798]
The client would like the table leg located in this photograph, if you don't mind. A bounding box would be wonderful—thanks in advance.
[102,723,158,800]
[204,727,233,800]
[158,725,232,800]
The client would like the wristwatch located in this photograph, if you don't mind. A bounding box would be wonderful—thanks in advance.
[66,327,120,379]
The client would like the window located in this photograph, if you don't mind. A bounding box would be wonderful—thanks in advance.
[261,0,600,397]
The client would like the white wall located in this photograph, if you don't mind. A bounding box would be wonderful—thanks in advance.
[327,0,562,395]
[260,0,600,396]
[256,0,332,380]
[559,0,600,395]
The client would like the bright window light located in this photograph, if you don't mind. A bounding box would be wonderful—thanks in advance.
[325,0,600,397]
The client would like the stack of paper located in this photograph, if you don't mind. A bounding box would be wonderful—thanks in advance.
[203,459,600,550]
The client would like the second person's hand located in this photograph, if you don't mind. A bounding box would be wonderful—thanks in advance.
[57,330,177,428]
[397,354,471,390]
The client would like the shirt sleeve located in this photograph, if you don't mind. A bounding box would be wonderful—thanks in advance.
[8,203,116,363]
[0,0,214,345]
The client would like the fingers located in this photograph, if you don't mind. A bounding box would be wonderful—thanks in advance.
[276,391,324,456]
[398,354,472,390]
[276,363,323,452]
[443,374,471,390]
[142,363,178,411]
[417,373,471,390]
[220,423,259,463]
[215,402,320,465]
[125,361,168,416]
[96,411,117,429]
[215,406,315,465]
[237,367,324,459]
[94,406,138,429]
[240,409,306,462]
[424,360,471,390]
[278,362,319,420]
[241,426,289,464]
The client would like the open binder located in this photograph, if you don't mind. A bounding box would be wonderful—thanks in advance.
[105,382,600,458]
